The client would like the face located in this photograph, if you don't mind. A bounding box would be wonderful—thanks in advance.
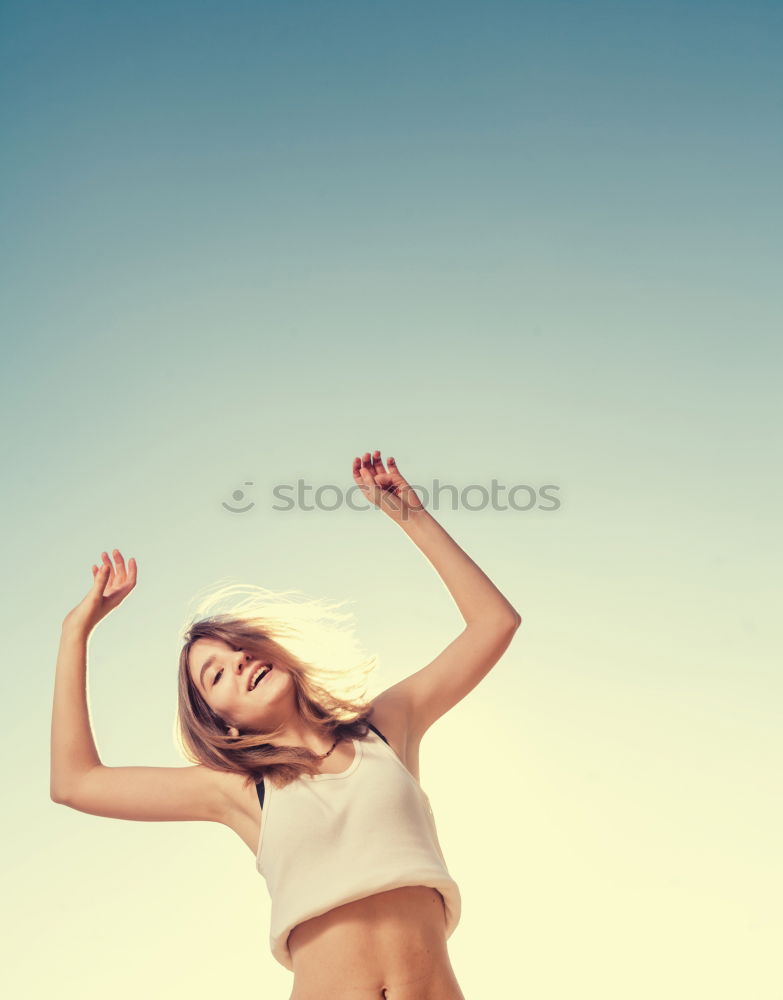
[187,637,286,734]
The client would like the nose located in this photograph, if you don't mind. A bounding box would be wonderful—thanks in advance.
[234,651,250,673]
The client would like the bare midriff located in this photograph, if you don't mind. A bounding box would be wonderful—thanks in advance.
[287,885,466,1000]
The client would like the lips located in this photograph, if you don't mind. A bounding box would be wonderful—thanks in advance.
[247,664,272,691]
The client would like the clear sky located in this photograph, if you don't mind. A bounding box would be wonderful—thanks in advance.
[2,1,780,997]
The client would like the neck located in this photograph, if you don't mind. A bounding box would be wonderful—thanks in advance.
[268,720,339,755]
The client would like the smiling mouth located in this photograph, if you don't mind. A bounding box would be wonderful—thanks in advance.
[248,665,272,691]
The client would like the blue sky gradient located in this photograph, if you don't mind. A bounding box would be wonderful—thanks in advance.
[2,2,780,996]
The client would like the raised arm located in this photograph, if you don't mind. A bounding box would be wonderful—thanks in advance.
[353,452,521,626]
[354,452,522,742]
[50,551,227,824]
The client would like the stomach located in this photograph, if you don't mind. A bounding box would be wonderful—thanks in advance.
[287,885,466,1000]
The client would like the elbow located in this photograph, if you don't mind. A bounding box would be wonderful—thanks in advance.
[50,784,69,805]
[50,782,74,806]
[465,609,522,631]
[502,608,523,630]
[480,611,522,631]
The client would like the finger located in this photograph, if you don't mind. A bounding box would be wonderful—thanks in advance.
[359,452,377,489]
[100,551,116,584]
[120,557,138,591]
[371,450,388,475]
[112,548,127,581]
[351,456,365,486]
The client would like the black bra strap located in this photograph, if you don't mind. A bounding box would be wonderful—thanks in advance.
[367,721,389,746]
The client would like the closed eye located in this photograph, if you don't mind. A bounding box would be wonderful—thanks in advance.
[212,648,241,685]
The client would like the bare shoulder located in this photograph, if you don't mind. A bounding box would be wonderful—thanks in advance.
[369,692,422,784]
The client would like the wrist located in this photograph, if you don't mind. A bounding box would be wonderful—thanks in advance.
[398,506,435,534]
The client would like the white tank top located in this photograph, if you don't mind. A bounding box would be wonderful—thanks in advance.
[255,725,462,970]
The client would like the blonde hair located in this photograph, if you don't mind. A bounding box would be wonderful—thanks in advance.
[175,582,380,792]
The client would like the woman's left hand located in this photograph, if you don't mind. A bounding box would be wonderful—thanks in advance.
[352,451,427,525]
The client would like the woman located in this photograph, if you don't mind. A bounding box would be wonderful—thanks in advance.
[50,451,522,1000]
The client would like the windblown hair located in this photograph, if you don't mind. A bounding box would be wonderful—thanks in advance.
[175,583,380,793]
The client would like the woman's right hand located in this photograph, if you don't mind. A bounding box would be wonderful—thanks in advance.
[63,549,138,635]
